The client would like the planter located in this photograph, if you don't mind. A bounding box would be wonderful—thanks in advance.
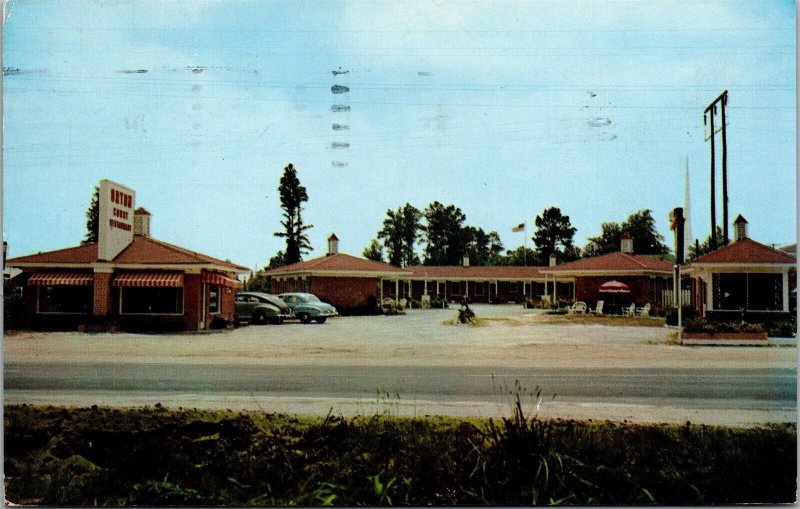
[683,331,768,340]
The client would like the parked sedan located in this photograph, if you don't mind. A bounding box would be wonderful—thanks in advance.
[235,292,294,325]
[278,292,338,324]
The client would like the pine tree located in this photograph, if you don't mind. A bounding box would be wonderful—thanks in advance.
[273,164,312,264]
[81,186,100,245]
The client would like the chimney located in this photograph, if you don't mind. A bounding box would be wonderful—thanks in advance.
[462,253,470,267]
[733,214,748,241]
[327,233,339,256]
[549,254,557,267]
[133,207,151,236]
[620,233,634,254]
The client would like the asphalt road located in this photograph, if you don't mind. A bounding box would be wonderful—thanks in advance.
[5,362,795,424]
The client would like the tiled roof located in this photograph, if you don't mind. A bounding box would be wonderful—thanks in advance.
[264,253,410,275]
[406,265,547,279]
[7,243,99,265]
[7,235,248,272]
[541,252,673,273]
[692,237,796,265]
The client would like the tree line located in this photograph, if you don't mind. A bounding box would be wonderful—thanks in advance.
[80,164,722,276]
[359,202,675,267]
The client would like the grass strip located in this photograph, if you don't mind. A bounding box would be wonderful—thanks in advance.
[5,403,796,506]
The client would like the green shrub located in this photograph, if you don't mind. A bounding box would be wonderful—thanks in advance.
[683,319,765,334]
[768,320,796,338]
[4,405,796,506]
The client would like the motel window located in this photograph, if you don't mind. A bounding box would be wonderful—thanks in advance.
[209,285,220,314]
[121,287,184,314]
[438,282,445,294]
[38,286,92,314]
[510,282,520,293]
[475,282,485,296]
[450,282,461,295]
[425,281,435,294]
[712,273,782,311]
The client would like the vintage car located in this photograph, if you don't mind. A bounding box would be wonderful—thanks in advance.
[277,292,338,324]
[235,292,293,325]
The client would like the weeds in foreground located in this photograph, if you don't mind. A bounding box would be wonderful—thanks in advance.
[4,404,796,506]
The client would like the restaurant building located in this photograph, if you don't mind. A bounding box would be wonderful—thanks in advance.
[6,180,249,331]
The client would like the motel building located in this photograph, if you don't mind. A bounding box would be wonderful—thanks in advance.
[540,234,675,314]
[6,180,249,331]
[264,234,574,313]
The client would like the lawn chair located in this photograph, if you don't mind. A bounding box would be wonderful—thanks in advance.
[589,300,604,315]
[620,303,635,316]
[568,301,587,315]
[636,303,651,317]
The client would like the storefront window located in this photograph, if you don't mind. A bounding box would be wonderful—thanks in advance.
[712,273,782,311]
[121,287,183,314]
[38,286,92,313]
[209,285,220,314]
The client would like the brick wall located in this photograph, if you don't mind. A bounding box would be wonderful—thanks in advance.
[93,272,112,316]
[575,276,670,308]
[184,273,202,330]
[309,276,378,313]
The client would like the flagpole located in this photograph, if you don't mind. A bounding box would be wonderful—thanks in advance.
[523,223,527,267]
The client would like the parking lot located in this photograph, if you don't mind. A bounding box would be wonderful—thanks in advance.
[5,305,796,425]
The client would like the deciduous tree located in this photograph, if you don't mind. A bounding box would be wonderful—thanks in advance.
[422,201,469,265]
[362,238,384,262]
[585,209,669,256]
[465,227,504,266]
[532,207,578,263]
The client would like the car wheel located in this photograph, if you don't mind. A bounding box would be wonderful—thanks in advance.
[253,310,268,325]
[299,313,311,324]
[315,317,327,324]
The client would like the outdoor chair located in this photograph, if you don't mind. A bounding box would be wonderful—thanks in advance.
[636,303,651,317]
[568,301,587,315]
[620,303,635,316]
[589,300,604,315]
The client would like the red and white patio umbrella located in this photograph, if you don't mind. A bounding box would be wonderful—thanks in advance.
[599,280,631,293]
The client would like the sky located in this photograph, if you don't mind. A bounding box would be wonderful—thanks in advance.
[3,0,796,270]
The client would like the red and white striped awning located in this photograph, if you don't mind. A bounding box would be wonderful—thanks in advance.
[112,272,184,288]
[28,272,93,286]
[202,272,243,288]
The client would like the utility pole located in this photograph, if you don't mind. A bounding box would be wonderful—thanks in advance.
[704,90,729,249]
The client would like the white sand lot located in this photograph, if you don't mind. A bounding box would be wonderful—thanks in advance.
[5,305,794,370]
[4,305,796,425]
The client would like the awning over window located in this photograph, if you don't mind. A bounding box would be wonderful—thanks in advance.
[28,272,93,286]
[202,272,243,288]
[112,272,184,288]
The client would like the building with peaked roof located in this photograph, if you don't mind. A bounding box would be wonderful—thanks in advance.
[397,263,571,304]
[264,237,411,313]
[541,236,674,312]
[264,236,572,312]
[686,221,796,321]
[7,182,249,331]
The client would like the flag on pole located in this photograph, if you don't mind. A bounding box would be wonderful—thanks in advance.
[512,223,525,232]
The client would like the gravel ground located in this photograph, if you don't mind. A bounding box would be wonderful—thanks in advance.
[5,305,796,425]
[4,304,795,370]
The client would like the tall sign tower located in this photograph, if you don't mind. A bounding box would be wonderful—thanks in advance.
[97,179,136,261]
